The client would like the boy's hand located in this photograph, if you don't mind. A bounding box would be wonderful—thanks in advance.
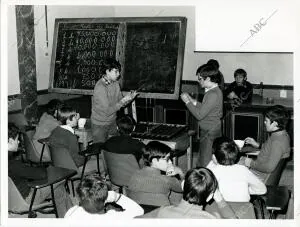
[180,93,191,104]
[244,137,260,148]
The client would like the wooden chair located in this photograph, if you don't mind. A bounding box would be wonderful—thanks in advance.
[102,150,140,194]
[8,166,76,218]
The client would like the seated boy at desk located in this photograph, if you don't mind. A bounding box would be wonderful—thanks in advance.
[225,68,253,104]
[8,123,73,218]
[49,106,105,177]
[241,105,290,182]
[104,114,145,165]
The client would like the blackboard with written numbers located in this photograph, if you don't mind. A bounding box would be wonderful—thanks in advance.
[49,17,187,99]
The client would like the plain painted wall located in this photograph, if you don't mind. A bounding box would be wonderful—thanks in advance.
[7,5,293,95]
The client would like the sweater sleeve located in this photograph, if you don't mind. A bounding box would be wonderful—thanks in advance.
[214,199,238,219]
[93,83,123,117]
[115,194,144,217]
[250,141,283,173]
[244,167,267,195]
[185,92,218,121]
[168,177,183,193]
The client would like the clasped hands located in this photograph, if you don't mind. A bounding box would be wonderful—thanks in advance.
[180,92,197,105]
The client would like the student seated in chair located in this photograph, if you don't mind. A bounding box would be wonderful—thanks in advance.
[8,123,73,218]
[32,99,65,162]
[64,174,144,219]
[128,141,184,206]
[49,106,105,177]
[104,114,145,166]
[207,137,266,202]
[241,105,291,181]
[137,167,237,219]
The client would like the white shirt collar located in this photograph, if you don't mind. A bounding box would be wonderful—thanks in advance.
[60,125,75,134]
[205,84,218,93]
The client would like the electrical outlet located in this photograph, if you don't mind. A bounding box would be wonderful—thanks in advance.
[280,90,287,98]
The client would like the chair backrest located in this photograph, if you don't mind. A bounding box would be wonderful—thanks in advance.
[48,144,78,172]
[265,158,287,186]
[23,130,40,163]
[8,177,29,212]
[102,150,140,187]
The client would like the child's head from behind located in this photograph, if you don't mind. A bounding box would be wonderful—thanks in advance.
[183,167,218,206]
[196,64,221,88]
[264,105,289,131]
[213,136,239,165]
[117,115,136,135]
[46,99,64,117]
[8,122,20,152]
[207,59,220,70]
[57,106,78,127]
[101,58,121,82]
[143,141,172,170]
[77,174,108,214]
[234,68,247,85]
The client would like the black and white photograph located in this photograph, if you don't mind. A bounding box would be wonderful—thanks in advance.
[1,1,299,227]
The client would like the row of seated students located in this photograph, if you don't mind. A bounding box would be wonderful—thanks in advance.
[8,95,290,219]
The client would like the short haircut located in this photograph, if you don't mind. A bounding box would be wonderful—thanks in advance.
[117,115,136,135]
[234,68,247,78]
[8,122,20,140]
[46,99,64,116]
[76,174,108,214]
[207,59,220,70]
[265,105,290,130]
[57,106,77,125]
[101,58,121,75]
[213,137,239,165]
[183,167,218,206]
[196,63,221,84]
[142,141,171,166]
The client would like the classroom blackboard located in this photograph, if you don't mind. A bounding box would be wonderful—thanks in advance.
[49,17,187,99]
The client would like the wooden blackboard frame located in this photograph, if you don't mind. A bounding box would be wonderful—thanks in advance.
[49,17,187,100]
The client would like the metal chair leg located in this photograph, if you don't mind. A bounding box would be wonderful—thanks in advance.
[96,154,100,175]
[71,180,75,197]
[28,189,37,218]
[50,184,58,218]
[80,157,88,182]
[39,144,45,164]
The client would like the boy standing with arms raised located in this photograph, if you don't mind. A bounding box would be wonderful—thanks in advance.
[91,58,137,143]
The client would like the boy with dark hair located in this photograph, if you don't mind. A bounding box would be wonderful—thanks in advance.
[243,105,290,176]
[181,63,223,167]
[64,174,143,218]
[128,141,184,206]
[91,58,138,143]
[32,99,64,161]
[225,68,253,103]
[49,106,104,176]
[138,167,237,218]
[104,114,145,163]
[208,137,266,202]
[207,59,225,90]
[8,123,73,218]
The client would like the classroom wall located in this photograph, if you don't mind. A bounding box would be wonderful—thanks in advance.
[7,5,294,96]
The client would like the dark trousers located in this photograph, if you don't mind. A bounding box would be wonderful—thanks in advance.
[197,124,222,167]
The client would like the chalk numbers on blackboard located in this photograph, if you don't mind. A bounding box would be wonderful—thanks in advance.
[54,23,119,90]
